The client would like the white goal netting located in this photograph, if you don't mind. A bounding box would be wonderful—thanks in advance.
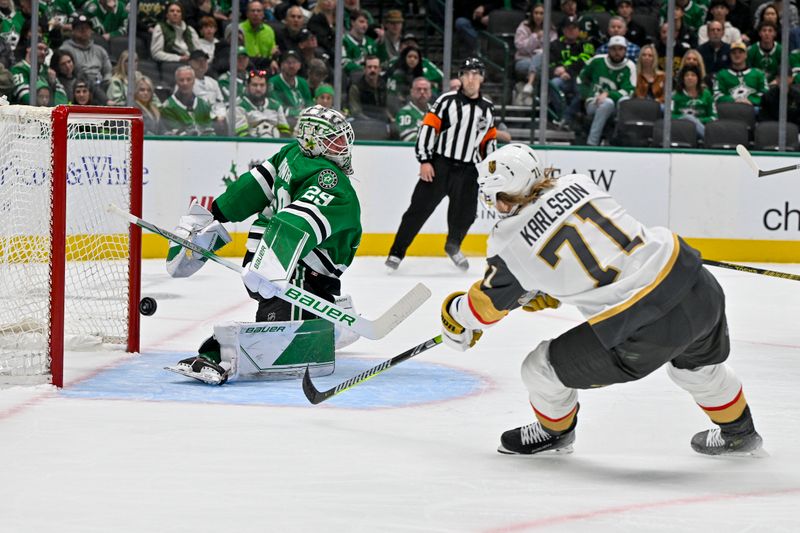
[0,106,138,385]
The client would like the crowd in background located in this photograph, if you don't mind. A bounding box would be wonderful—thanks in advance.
[1,0,798,146]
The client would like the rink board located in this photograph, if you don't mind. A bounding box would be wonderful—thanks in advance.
[127,139,800,261]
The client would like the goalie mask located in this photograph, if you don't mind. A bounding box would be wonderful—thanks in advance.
[477,143,544,218]
[294,105,355,175]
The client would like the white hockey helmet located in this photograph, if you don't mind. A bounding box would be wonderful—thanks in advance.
[294,105,355,175]
[477,143,545,217]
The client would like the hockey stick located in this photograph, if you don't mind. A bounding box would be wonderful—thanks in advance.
[302,335,443,404]
[703,259,800,282]
[108,204,431,340]
[736,145,800,177]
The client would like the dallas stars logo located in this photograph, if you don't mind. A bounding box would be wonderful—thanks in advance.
[318,169,338,189]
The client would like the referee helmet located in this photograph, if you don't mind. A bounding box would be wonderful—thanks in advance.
[458,57,485,77]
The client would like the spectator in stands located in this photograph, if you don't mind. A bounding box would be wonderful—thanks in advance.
[314,83,333,107]
[236,68,291,138]
[698,0,741,46]
[188,48,226,132]
[390,33,443,92]
[84,0,128,45]
[296,28,330,76]
[150,2,200,84]
[713,40,768,112]
[752,1,797,41]
[133,75,164,134]
[273,0,311,22]
[107,50,141,105]
[454,1,499,54]
[633,43,665,103]
[615,0,650,47]
[672,64,716,141]
[595,15,641,61]
[197,16,219,66]
[578,35,636,146]
[161,64,215,135]
[240,0,277,70]
[516,1,557,89]
[449,77,461,91]
[181,0,216,31]
[679,49,710,88]
[699,20,732,79]
[275,5,306,54]
[656,22,691,76]
[60,14,112,103]
[11,41,68,105]
[50,48,80,102]
[386,45,424,115]
[307,0,336,60]
[395,76,432,142]
[377,9,404,64]
[219,45,250,100]
[306,57,329,96]
[36,82,51,107]
[71,76,93,105]
[343,0,376,33]
[269,49,312,124]
[748,21,782,85]
[0,24,12,68]
[342,9,378,82]
[746,4,781,45]
[662,0,705,34]
[137,0,167,52]
[560,0,601,48]
[547,16,595,129]
[348,54,390,122]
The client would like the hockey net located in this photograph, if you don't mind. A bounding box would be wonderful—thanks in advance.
[0,105,143,387]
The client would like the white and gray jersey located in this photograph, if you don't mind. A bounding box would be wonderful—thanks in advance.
[463,174,703,348]
[415,89,496,164]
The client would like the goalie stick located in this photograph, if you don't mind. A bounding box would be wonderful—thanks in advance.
[302,335,443,404]
[736,144,800,177]
[703,259,800,282]
[108,204,431,340]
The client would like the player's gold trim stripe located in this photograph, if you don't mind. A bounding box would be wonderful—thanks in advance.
[587,233,680,326]
[700,388,748,424]
[467,280,508,325]
[532,404,578,433]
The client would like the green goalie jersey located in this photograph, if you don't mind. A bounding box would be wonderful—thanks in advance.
[214,142,362,280]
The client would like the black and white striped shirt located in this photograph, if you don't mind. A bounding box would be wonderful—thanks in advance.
[415,90,497,164]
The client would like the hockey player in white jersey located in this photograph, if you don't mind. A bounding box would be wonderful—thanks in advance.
[440,143,763,457]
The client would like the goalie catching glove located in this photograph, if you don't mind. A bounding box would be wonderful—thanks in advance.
[166,201,231,278]
[441,292,483,352]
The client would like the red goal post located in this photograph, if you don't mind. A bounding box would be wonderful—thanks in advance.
[0,105,143,387]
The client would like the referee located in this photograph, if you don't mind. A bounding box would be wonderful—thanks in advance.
[385,57,497,272]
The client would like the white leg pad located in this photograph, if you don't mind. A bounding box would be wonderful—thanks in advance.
[520,340,578,419]
[333,294,360,350]
[666,363,743,408]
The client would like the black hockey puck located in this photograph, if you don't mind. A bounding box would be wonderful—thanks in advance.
[139,297,157,316]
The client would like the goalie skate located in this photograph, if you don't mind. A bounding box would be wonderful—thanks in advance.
[164,356,230,385]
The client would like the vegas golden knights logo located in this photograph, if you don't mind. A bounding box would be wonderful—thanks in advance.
[488,160,496,173]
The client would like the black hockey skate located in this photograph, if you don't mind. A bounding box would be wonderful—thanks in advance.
[690,407,765,457]
[165,355,229,385]
[498,407,578,455]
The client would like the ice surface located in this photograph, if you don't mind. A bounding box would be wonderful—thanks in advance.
[1,257,799,532]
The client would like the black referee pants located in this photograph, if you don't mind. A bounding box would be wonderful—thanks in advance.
[389,155,479,258]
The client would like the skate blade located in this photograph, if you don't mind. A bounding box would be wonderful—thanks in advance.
[164,365,226,386]
[497,444,574,456]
